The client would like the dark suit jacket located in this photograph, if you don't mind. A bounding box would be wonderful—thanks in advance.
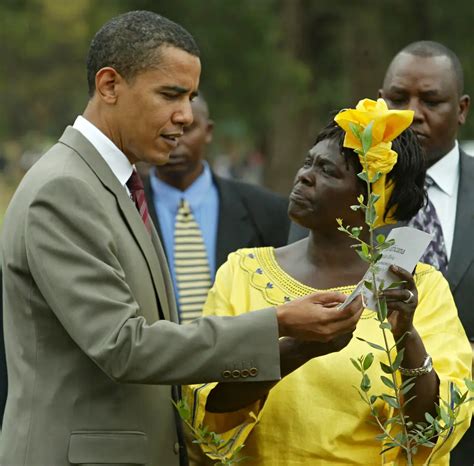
[144,172,290,272]
[287,149,474,340]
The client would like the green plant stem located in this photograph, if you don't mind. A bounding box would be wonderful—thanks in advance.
[361,152,413,465]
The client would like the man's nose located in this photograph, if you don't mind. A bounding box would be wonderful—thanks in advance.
[173,100,194,126]
[408,97,425,123]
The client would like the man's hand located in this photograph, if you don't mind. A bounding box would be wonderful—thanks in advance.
[276,291,363,342]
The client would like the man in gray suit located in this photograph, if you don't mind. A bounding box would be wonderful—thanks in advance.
[379,40,472,464]
[0,11,362,466]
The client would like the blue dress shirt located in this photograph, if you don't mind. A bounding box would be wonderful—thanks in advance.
[149,162,219,302]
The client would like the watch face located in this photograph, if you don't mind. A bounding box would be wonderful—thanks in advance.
[424,355,433,372]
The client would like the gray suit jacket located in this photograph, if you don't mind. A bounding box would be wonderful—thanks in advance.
[0,127,280,466]
[287,149,474,340]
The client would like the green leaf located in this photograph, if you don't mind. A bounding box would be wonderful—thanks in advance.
[361,120,374,154]
[392,348,405,371]
[379,321,392,330]
[365,203,377,226]
[351,227,361,237]
[376,234,386,244]
[381,394,400,409]
[349,122,362,141]
[381,375,396,390]
[357,171,369,183]
[360,373,371,392]
[384,280,407,290]
[400,376,416,389]
[370,193,380,204]
[355,249,371,263]
[380,362,394,374]
[363,352,375,370]
[371,171,382,183]
[377,297,388,322]
[356,336,385,352]
[464,378,474,391]
[401,382,416,395]
[361,242,369,256]
[364,280,373,291]
[425,412,435,424]
[357,194,365,204]
[350,357,362,372]
[350,204,361,211]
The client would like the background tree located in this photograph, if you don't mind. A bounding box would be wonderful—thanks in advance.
[0,0,473,209]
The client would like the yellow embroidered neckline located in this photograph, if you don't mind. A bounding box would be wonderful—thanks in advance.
[237,247,356,302]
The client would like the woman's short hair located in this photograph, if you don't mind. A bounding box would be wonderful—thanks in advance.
[314,117,426,223]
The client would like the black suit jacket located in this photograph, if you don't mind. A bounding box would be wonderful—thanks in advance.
[287,149,474,340]
[144,172,290,272]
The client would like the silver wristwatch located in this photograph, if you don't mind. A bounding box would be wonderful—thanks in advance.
[399,355,433,377]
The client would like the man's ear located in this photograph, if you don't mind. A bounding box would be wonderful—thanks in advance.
[94,67,123,104]
[205,119,215,144]
[458,94,470,126]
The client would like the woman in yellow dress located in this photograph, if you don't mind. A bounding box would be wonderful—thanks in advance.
[187,117,471,465]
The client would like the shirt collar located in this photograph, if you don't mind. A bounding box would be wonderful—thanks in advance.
[426,141,459,197]
[73,115,133,187]
[149,161,213,212]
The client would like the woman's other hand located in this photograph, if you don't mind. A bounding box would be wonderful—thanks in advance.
[380,264,418,339]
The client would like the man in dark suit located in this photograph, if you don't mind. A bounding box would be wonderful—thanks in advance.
[0,11,363,465]
[379,40,472,464]
[144,95,290,322]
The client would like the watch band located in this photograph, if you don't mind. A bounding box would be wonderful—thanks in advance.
[399,355,433,377]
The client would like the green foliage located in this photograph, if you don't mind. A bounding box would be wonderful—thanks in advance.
[173,399,247,465]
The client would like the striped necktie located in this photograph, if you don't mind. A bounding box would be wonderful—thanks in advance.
[127,170,152,234]
[408,175,448,274]
[174,199,212,323]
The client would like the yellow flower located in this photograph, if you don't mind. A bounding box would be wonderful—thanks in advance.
[362,142,398,179]
[334,98,414,150]
[333,98,413,228]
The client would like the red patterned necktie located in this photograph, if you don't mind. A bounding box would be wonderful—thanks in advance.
[126,170,152,234]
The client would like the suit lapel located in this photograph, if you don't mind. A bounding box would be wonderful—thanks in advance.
[143,172,165,246]
[58,127,172,321]
[214,176,255,269]
[446,150,474,291]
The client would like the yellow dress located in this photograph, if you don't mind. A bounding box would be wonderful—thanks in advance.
[186,247,472,465]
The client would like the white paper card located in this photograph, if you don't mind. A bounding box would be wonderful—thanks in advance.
[339,227,432,311]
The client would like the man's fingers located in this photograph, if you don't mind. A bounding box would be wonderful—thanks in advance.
[307,291,347,305]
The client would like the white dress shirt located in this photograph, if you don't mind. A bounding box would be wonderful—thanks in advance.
[426,141,460,260]
[72,116,134,194]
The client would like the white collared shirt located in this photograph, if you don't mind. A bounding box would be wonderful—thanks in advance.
[426,142,460,259]
[72,116,134,194]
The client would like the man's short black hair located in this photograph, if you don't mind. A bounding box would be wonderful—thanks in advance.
[390,40,464,95]
[86,10,200,97]
[314,117,426,224]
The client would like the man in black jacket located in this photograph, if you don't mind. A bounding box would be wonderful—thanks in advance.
[144,95,290,322]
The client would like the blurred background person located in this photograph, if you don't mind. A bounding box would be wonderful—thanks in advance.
[144,95,290,323]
